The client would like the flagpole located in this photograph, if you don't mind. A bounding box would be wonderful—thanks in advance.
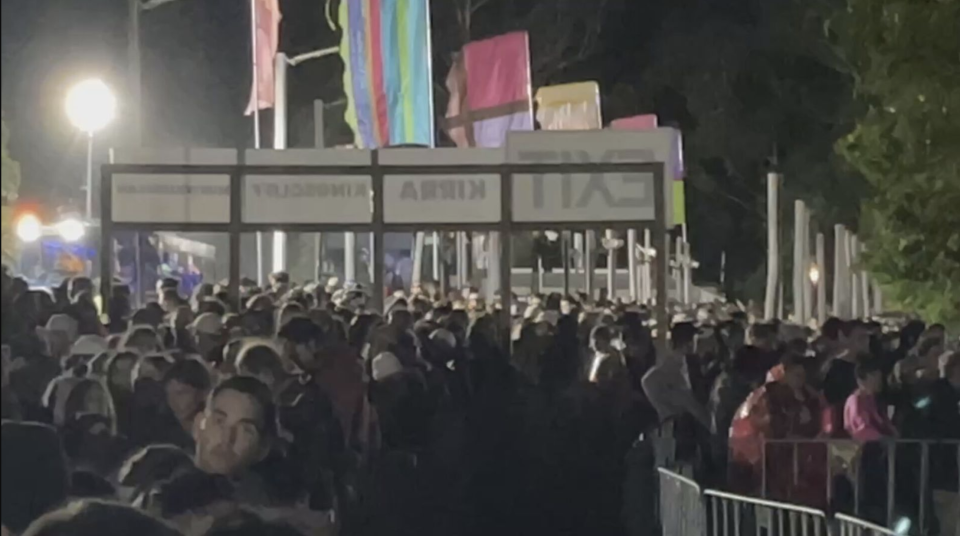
[249,0,265,286]
[250,0,261,149]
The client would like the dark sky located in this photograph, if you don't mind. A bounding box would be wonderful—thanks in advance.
[0,0,678,208]
[1,0,345,206]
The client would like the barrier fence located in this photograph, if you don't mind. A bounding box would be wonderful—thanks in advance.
[835,514,898,536]
[658,468,705,536]
[760,439,960,534]
[704,489,830,536]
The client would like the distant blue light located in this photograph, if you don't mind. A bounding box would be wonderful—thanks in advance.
[894,517,912,535]
[914,397,931,410]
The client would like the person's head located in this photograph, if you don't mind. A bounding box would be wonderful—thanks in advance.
[160,289,184,314]
[670,322,698,355]
[134,354,176,384]
[68,470,116,499]
[21,499,180,536]
[269,271,290,292]
[277,317,324,371]
[122,326,162,355]
[107,295,132,326]
[68,277,94,302]
[131,304,166,329]
[118,445,195,505]
[163,358,212,426]
[780,355,808,392]
[172,306,195,331]
[194,376,277,477]
[105,351,139,396]
[590,324,617,354]
[235,342,287,393]
[1,422,69,534]
[840,321,870,355]
[856,360,884,394]
[191,313,224,360]
[148,469,238,536]
[940,351,960,388]
[749,323,778,351]
[202,511,306,536]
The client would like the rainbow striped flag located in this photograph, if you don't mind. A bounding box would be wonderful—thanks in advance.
[339,0,434,148]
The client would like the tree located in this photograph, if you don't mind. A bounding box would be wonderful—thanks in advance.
[626,0,864,300]
[833,0,960,325]
[1,116,21,265]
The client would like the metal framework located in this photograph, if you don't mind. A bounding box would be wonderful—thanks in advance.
[100,155,669,349]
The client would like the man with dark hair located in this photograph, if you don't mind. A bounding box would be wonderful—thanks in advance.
[235,343,288,395]
[21,500,180,536]
[194,376,277,479]
[162,358,212,449]
[1,422,70,535]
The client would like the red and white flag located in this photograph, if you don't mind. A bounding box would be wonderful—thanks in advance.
[245,0,282,115]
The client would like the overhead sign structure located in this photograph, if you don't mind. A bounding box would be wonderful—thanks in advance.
[384,174,500,223]
[243,175,372,224]
[109,148,236,224]
[507,128,679,225]
[381,148,503,224]
[112,173,230,224]
[103,134,673,350]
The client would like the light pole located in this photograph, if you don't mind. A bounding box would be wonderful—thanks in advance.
[66,79,117,220]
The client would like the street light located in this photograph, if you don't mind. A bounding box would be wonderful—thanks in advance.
[66,79,117,220]
[808,263,821,286]
[55,218,86,243]
[15,213,42,243]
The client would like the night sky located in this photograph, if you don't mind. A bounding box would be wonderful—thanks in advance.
[4,0,810,294]
[0,0,677,204]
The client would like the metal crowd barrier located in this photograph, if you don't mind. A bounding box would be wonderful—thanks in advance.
[658,468,706,536]
[703,489,830,536]
[835,514,898,536]
[762,439,960,535]
[657,467,910,536]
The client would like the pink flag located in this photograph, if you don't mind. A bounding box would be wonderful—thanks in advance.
[610,114,658,130]
[444,32,533,148]
[245,0,281,115]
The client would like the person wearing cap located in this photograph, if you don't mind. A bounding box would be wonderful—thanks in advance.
[191,312,225,364]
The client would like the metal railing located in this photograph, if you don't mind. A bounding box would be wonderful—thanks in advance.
[657,466,911,536]
[658,468,706,536]
[761,439,960,534]
[835,514,898,536]
[703,489,830,536]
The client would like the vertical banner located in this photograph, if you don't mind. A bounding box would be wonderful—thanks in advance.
[246,0,282,115]
[535,81,602,131]
[444,31,534,148]
[611,114,686,226]
[340,0,434,148]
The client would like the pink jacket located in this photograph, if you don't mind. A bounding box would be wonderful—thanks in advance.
[843,389,896,442]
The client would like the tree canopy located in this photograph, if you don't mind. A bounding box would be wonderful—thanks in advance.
[833,0,960,325]
[2,116,22,264]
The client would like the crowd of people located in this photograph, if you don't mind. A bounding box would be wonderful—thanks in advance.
[1,265,957,536]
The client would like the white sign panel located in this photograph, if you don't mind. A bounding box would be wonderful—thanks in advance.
[384,174,501,224]
[112,174,230,223]
[243,175,372,224]
[507,129,673,223]
[511,172,655,222]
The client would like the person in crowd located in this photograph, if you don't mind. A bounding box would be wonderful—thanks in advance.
[844,360,897,442]
[191,313,225,364]
[1,421,70,535]
[192,375,298,509]
[162,358,213,450]
[22,500,181,536]
[642,322,711,430]
[921,351,960,536]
